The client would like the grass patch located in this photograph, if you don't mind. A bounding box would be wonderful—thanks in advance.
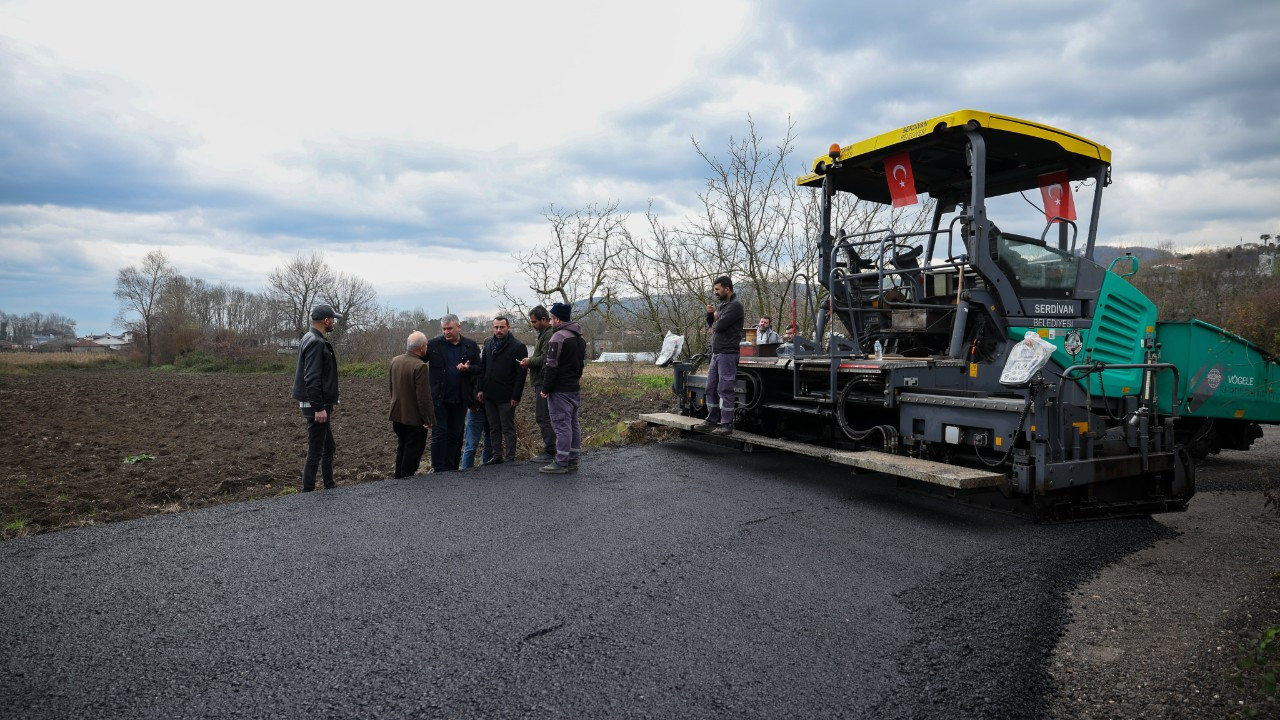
[637,374,672,389]
[340,361,386,378]
[171,350,291,374]
[2,516,30,539]
[0,352,135,375]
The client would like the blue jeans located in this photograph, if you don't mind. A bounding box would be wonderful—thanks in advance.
[462,407,493,469]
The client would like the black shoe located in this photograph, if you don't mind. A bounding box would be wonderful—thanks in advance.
[710,424,733,437]
[696,420,717,432]
[482,458,504,466]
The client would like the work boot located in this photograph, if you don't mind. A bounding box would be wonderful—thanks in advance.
[696,419,717,432]
[539,463,569,475]
[710,424,733,437]
[528,452,554,463]
[568,460,579,471]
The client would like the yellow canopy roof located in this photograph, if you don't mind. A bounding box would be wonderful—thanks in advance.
[798,109,1111,203]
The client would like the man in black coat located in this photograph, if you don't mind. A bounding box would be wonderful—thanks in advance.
[291,304,342,491]
[476,316,528,464]
[426,313,483,472]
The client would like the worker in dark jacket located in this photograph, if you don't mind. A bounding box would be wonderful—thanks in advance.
[476,316,527,464]
[539,302,586,474]
[519,306,557,463]
[388,331,435,478]
[426,314,483,472]
[699,275,743,436]
[291,304,342,491]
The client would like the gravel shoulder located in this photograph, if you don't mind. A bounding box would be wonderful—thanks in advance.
[1051,439,1280,719]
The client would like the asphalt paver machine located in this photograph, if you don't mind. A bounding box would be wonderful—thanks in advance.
[649,110,1280,520]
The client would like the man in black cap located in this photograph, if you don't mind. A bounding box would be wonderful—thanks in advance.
[291,304,342,491]
[539,302,586,474]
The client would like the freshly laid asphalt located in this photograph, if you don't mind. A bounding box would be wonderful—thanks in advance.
[0,440,1175,719]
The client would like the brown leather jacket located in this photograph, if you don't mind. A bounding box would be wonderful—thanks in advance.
[388,352,436,426]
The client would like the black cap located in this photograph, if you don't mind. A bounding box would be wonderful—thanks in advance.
[550,302,571,322]
[311,304,342,321]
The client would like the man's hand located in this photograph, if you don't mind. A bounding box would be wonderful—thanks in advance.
[706,304,715,314]
[509,399,518,408]
[458,360,470,372]
[540,391,548,399]
[477,391,485,403]
[314,409,328,423]
[422,424,431,430]
[519,357,530,368]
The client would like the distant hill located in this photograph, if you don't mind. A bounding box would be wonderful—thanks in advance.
[1092,245,1173,266]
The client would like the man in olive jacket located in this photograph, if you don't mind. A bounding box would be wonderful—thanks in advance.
[519,306,556,463]
[476,316,528,464]
[291,304,342,492]
[388,331,436,478]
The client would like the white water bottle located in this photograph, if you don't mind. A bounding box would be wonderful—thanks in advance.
[873,340,883,360]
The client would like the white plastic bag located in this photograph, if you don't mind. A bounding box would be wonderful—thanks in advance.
[1000,331,1057,386]
[655,332,685,367]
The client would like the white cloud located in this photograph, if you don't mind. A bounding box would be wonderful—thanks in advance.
[3,0,1280,334]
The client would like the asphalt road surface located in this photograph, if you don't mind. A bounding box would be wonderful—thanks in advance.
[1,441,1183,719]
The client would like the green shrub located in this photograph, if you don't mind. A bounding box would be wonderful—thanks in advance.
[340,362,386,378]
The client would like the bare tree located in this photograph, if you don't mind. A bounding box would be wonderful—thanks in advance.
[114,249,177,366]
[268,252,335,339]
[490,202,625,326]
[321,272,379,338]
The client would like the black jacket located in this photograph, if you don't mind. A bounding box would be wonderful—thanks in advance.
[291,327,339,409]
[426,334,482,406]
[707,296,744,354]
[543,322,585,394]
[478,334,529,404]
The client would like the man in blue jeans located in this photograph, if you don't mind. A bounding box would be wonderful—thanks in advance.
[461,403,493,469]
[698,275,743,437]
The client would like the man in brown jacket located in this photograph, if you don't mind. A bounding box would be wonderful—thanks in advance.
[389,331,436,478]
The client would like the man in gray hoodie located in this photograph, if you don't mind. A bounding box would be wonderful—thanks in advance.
[699,275,743,436]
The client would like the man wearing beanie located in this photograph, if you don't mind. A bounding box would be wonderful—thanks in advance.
[291,304,342,491]
[699,276,743,436]
[538,302,586,474]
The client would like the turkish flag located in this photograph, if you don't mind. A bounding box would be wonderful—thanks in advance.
[883,152,918,208]
[1038,170,1077,223]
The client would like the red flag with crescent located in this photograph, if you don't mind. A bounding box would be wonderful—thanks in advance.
[883,152,918,208]
[1038,170,1076,223]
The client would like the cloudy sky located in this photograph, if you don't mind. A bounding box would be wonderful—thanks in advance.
[2,0,1278,334]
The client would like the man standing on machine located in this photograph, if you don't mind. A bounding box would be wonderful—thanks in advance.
[699,276,743,436]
